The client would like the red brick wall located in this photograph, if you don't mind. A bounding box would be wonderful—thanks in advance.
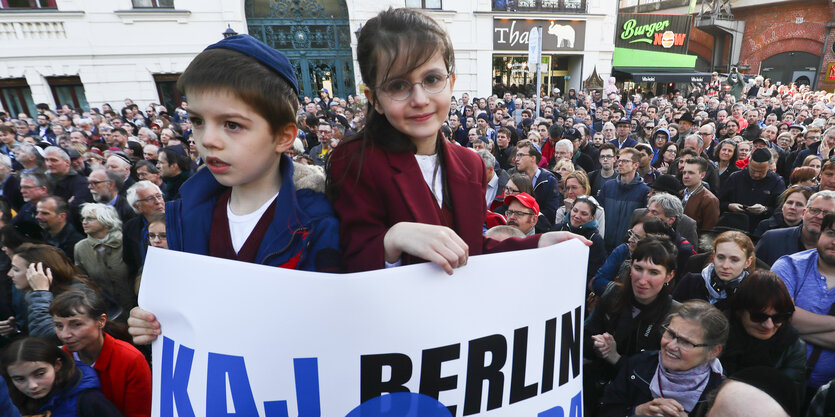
[687,24,714,62]
[735,0,832,75]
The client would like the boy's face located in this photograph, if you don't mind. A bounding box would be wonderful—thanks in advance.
[186,89,295,189]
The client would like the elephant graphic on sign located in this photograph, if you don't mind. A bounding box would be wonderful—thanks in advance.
[548,22,575,48]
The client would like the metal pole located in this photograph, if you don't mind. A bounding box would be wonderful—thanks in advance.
[535,26,542,118]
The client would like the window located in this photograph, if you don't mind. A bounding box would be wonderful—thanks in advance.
[405,0,441,8]
[0,79,35,118]
[131,0,174,8]
[0,0,56,9]
[47,76,89,112]
[492,0,586,12]
[153,74,183,114]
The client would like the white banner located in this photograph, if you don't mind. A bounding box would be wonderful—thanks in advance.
[140,240,588,417]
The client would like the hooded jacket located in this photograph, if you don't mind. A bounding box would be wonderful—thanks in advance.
[166,155,341,272]
[650,128,670,165]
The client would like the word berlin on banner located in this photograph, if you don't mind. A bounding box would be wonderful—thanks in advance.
[140,240,589,417]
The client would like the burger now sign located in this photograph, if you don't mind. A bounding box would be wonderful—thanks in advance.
[615,13,692,55]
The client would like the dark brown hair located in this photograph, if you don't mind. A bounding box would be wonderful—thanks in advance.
[177,48,298,135]
[13,243,91,295]
[1,337,76,413]
[729,270,795,317]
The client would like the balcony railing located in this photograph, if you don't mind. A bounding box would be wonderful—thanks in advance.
[492,0,587,13]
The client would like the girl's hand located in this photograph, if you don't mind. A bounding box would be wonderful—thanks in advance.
[128,307,161,345]
[26,262,52,291]
[383,222,468,275]
[635,398,686,417]
[538,231,592,248]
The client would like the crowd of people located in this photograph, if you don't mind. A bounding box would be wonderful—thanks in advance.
[0,7,833,417]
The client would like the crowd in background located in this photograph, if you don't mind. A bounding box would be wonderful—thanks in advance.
[0,67,833,415]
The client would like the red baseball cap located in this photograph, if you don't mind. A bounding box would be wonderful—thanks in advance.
[504,192,540,216]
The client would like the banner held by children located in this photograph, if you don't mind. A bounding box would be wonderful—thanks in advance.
[140,239,588,417]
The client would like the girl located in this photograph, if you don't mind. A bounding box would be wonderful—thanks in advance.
[327,8,589,273]
[1,337,122,416]
[7,244,94,342]
[652,142,677,175]
[551,195,607,284]
[672,231,755,311]
[51,287,152,417]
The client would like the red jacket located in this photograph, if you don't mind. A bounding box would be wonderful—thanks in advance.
[64,333,152,417]
[329,139,541,272]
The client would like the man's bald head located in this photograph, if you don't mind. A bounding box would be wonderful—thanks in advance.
[707,380,789,417]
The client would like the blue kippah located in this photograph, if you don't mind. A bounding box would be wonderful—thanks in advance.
[204,34,299,95]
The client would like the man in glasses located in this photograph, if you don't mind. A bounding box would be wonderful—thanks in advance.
[598,147,650,252]
[757,190,835,266]
[503,193,539,237]
[513,139,559,231]
[123,181,166,278]
[588,143,618,198]
[772,212,835,392]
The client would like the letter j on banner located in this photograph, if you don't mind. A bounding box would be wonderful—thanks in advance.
[140,240,589,416]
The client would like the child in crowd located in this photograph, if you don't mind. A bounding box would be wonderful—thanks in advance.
[128,34,341,344]
[327,8,589,273]
[1,337,122,416]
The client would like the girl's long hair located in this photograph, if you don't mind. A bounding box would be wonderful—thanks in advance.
[1,337,76,414]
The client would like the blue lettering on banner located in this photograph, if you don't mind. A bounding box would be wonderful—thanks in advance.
[161,336,196,417]
[159,337,322,417]
[537,392,583,417]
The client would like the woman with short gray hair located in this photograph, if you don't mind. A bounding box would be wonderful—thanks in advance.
[73,203,134,319]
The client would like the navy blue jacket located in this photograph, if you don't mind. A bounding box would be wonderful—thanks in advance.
[717,168,786,232]
[755,225,803,266]
[36,362,121,417]
[166,155,341,272]
[532,167,561,229]
[609,136,638,149]
[0,377,20,417]
[599,351,723,417]
[598,174,650,251]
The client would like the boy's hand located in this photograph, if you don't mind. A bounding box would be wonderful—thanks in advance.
[128,307,161,345]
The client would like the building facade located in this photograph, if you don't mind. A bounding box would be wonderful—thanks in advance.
[618,0,835,91]
[0,0,616,116]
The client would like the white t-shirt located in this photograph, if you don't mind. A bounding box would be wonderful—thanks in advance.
[414,153,444,208]
[227,192,279,253]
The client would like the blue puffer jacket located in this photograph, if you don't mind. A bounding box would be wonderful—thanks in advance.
[166,155,342,272]
[0,376,20,417]
[37,361,121,417]
[598,175,650,251]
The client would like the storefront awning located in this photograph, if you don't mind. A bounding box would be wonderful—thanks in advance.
[613,67,714,83]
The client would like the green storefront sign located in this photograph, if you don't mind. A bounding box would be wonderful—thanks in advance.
[615,13,692,55]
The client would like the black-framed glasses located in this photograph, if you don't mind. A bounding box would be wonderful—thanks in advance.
[378,72,451,101]
[748,310,792,325]
[87,180,109,187]
[661,324,710,351]
[506,209,535,218]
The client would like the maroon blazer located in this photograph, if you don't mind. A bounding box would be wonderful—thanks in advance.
[329,139,541,272]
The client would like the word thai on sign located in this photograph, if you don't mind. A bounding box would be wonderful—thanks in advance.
[141,241,589,417]
[494,19,586,52]
[616,13,692,54]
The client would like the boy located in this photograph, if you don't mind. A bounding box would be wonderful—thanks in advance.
[128,35,341,344]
